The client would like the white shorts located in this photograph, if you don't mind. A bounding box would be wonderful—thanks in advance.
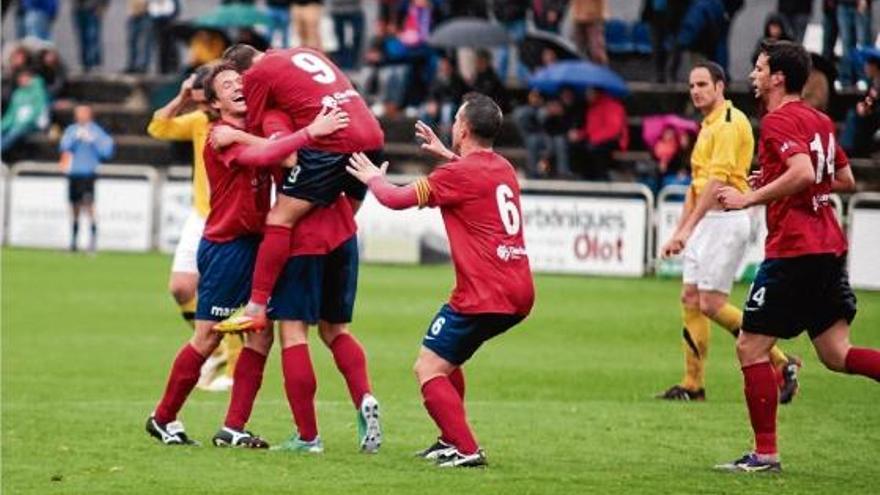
[682,209,751,294]
[171,211,206,274]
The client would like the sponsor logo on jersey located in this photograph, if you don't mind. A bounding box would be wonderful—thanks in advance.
[496,244,527,261]
[321,89,360,108]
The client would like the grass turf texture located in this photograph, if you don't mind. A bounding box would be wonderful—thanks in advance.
[2,248,879,494]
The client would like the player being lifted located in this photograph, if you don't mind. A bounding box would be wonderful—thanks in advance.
[347,93,535,468]
[214,43,384,333]
[145,63,348,446]
[657,61,800,403]
[714,40,880,472]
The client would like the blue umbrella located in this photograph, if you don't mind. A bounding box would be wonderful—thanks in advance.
[529,60,629,98]
[857,46,880,65]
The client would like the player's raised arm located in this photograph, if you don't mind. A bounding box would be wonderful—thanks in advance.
[415,120,459,161]
[234,107,349,168]
[717,153,814,209]
[347,152,424,210]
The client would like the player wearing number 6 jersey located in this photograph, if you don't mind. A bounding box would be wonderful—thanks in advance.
[713,40,880,473]
[347,93,535,468]
[214,43,384,333]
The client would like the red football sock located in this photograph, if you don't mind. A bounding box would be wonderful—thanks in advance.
[421,376,478,455]
[282,344,318,441]
[224,347,267,431]
[250,225,293,305]
[742,362,778,456]
[154,344,206,424]
[845,347,880,381]
[330,333,371,408]
[449,368,465,400]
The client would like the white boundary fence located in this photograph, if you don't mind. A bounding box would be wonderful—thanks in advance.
[1,164,877,289]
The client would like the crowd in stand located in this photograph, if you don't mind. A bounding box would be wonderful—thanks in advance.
[1,0,878,184]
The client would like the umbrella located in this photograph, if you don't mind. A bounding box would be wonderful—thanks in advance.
[428,18,510,48]
[641,114,700,149]
[528,60,629,97]
[519,30,581,71]
[856,46,880,66]
[194,3,273,29]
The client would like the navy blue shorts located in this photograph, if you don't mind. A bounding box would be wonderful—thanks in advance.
[279,148,383,206]
[421,304,524,365]
[743,254,857,340]
[68,176,95,204]
[267,236,359,324]
[195,235,260,321]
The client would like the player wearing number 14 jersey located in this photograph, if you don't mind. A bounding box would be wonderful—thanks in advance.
[347,93,535,468]
[215,44,384,333]
[714,41,880,473]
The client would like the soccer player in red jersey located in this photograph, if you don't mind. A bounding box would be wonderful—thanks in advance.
[145,63,349,446]
[210,110,382,454]
[714,41,880,472]
[347,93,535,468]
[213,43,384,333]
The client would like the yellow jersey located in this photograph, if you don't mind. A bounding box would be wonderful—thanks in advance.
[689,100,754,201]
[147,110,211,218]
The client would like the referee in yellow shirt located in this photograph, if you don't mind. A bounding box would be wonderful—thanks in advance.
[656,62,800,403]
[148,63,242,392]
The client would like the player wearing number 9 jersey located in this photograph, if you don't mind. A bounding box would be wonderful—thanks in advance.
[347,93,535,468]
[213,44,384,333]
[713,40,880,474]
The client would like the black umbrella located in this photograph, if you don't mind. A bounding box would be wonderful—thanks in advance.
[519,30,582,70]
[428,18,510,48]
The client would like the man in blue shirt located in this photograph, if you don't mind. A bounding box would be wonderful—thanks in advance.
[59,104,114,252]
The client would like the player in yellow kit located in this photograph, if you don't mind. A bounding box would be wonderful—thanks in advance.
[147,64,242,391]
[657,62,800,403]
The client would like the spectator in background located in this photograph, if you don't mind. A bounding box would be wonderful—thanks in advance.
[266,0,294,47]
[420,55,467,139]
[446,0,488,18]
[364,18,409,117]
[822,1,839,63]
[469,49,510,112]
[652,125,693,188]
[568,88,628,180]
[493,0,530,84]
[292,0,324,49]
[532,0,569,33]
[777,0,812,43]
[397,0,435,109]
[149,0,180,74]
[540,88,577,177]
[836,0,873,89]
[514,90,548,177]
[59,105,114,253]
[1,69,49,155]
[126,0,151,73]
[21,0,57,41]
[2,45,33,106]
[842,51,880,155]
[642,0,691,83]
[35,48,67,101]
[672,0,730,79]
[329,0,365,69]
[73,0,109,73]
[570,0,608,65]
[187,29,228,70]
[751,13,792,64]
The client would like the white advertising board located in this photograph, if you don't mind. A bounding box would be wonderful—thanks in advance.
[849,206,880,290]
[8,174,153,251]
[158,180,194,253]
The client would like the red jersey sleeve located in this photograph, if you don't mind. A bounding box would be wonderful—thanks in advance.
[217,142,247,169]
[762,113,809,164]
[426,163,472,207]
[262,109,294,137]
[834,139,850,170]
[243,66,272,135]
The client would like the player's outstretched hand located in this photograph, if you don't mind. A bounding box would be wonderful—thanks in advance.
[415,120,454,160]
[307,106,350,138]
[179,73,196,100]
[717,186,750,210]
[347,151,388,184]
[210,125,239,150]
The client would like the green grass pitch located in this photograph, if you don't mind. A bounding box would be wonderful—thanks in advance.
[2,248,879,494]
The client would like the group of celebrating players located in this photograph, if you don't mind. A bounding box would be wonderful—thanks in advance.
[143,39,878,472]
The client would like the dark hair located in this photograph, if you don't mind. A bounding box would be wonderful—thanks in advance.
[760,40,811,94]
[203,62,239,103]
[460,92,503,145]
[691,61,727,85]
[222,43,260,72]
[192,62,217,90]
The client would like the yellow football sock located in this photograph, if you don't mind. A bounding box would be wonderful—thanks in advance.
[714,303,788,368]
[681,305,710,391]
[224,334,243,378]
[179,298,196,329]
